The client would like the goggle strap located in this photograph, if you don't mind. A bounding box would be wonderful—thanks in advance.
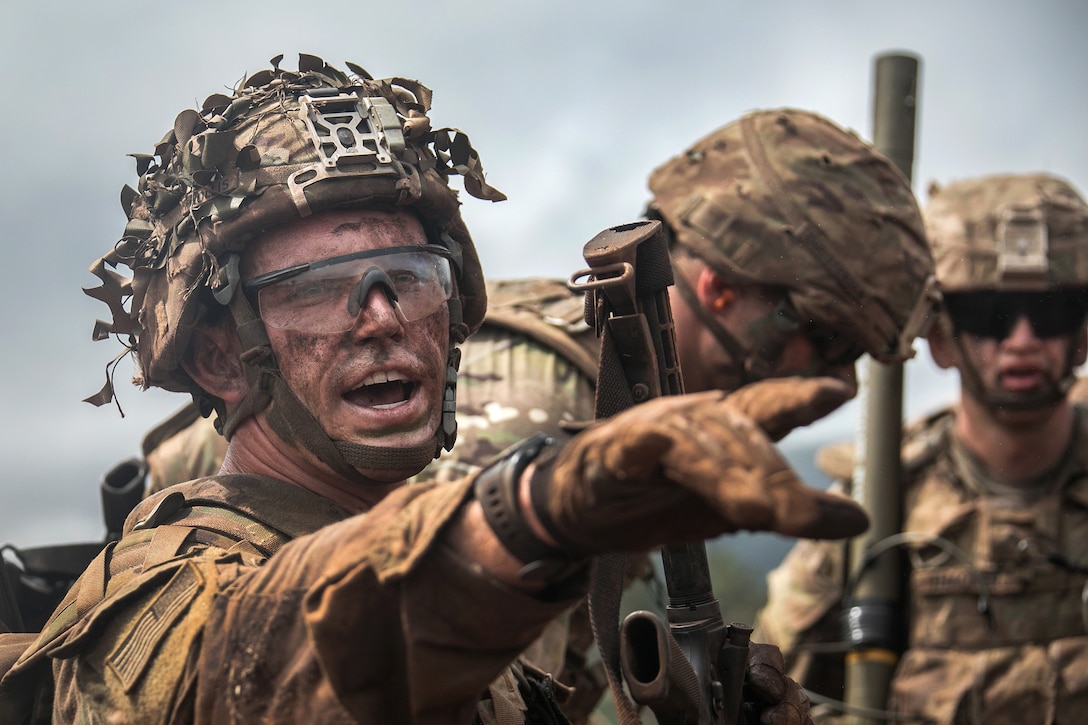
[221,292,277,440]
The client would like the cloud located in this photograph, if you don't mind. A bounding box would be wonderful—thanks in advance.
[1,1,1082,549]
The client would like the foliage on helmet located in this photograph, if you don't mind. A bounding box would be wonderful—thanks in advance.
[925,173,1088,293]
[85,53,503,405]
[646,108,937,363]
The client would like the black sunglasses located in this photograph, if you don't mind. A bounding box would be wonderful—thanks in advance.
[943,290,1088,340]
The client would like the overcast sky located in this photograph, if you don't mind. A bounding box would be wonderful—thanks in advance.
[2,1,1085,547]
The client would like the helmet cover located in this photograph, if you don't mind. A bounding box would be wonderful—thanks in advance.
[925,173,1088,293]
[85,53,504,405]
[647,108,937,363]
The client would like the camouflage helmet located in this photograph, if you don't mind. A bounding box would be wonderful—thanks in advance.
[85,54,505,479]
[646,108,937,366]
[924,173,1088,293]
[86,53,503,402]
[924,173,1088,413]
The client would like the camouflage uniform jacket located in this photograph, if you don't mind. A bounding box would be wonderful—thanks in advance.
[0,474,583,724]
[415,278,624,724]
[755,405,1088,724]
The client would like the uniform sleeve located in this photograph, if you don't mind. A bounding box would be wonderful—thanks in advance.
[48,478,582,724]
[195,478,582,723]
[752,521,848,697]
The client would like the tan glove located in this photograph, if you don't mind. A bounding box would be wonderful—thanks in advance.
[746,642,814,725]
[530,378,865,556]
[722,376,855,442]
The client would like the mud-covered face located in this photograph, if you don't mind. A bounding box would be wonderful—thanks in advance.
[946,291,1088,412]
[242,208,450,457]
[723,287,859,393]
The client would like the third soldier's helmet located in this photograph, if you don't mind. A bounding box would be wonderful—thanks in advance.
[924,173,1088,410]
[926,173,1088,293]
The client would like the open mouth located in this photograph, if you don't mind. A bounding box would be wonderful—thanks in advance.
[999,364,1045,391]
[344,372,417,409]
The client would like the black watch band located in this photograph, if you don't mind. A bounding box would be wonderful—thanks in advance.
[474,433,584,581]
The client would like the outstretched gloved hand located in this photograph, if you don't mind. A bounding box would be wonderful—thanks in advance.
[529,377,864,556]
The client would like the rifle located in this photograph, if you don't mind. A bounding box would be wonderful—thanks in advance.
[569,220,750,725]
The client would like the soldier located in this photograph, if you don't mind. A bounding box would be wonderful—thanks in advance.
[755,173,1088,723]
[0,55,866,724]
[431,108,938,484]
[127,107,940,723]
[426,111,939,725]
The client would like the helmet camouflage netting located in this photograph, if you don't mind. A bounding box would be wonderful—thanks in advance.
[647,108,938,364]
[85,53,504,407]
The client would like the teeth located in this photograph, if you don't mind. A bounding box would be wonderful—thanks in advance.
[360,371,406,387]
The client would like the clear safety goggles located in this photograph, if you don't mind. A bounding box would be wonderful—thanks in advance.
[800,321,867,367]
[776,300,866,368]
[243,244,454,333]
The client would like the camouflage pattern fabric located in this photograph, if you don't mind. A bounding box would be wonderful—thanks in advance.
[754,405,1088,724]
[926,173,1088,293]
[0,475,579,724]
[647,108,937,364]
[143,405,226,495]
[414,278,597,486]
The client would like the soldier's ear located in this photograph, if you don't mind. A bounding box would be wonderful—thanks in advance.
[695,268,735,316]
[926,316,958,370]
[182,322,248,406]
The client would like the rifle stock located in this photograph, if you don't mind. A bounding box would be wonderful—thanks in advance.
[570,220,749,725]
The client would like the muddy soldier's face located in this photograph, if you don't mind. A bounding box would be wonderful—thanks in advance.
[243,208,451,455]
[959,315,1086,405]
[728,288,859,394]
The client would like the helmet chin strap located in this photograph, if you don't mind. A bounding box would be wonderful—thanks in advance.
[218,277,459,483]
[672,272,799,387]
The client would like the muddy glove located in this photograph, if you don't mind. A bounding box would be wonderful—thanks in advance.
[722,376,855,442]
[745,642,814,725]
[526,378,865,557]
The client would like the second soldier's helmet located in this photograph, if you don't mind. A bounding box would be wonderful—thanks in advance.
[85,54,504,477]
[646,108,937,380]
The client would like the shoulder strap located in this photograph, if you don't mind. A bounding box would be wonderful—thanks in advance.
[131,489,294,564]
